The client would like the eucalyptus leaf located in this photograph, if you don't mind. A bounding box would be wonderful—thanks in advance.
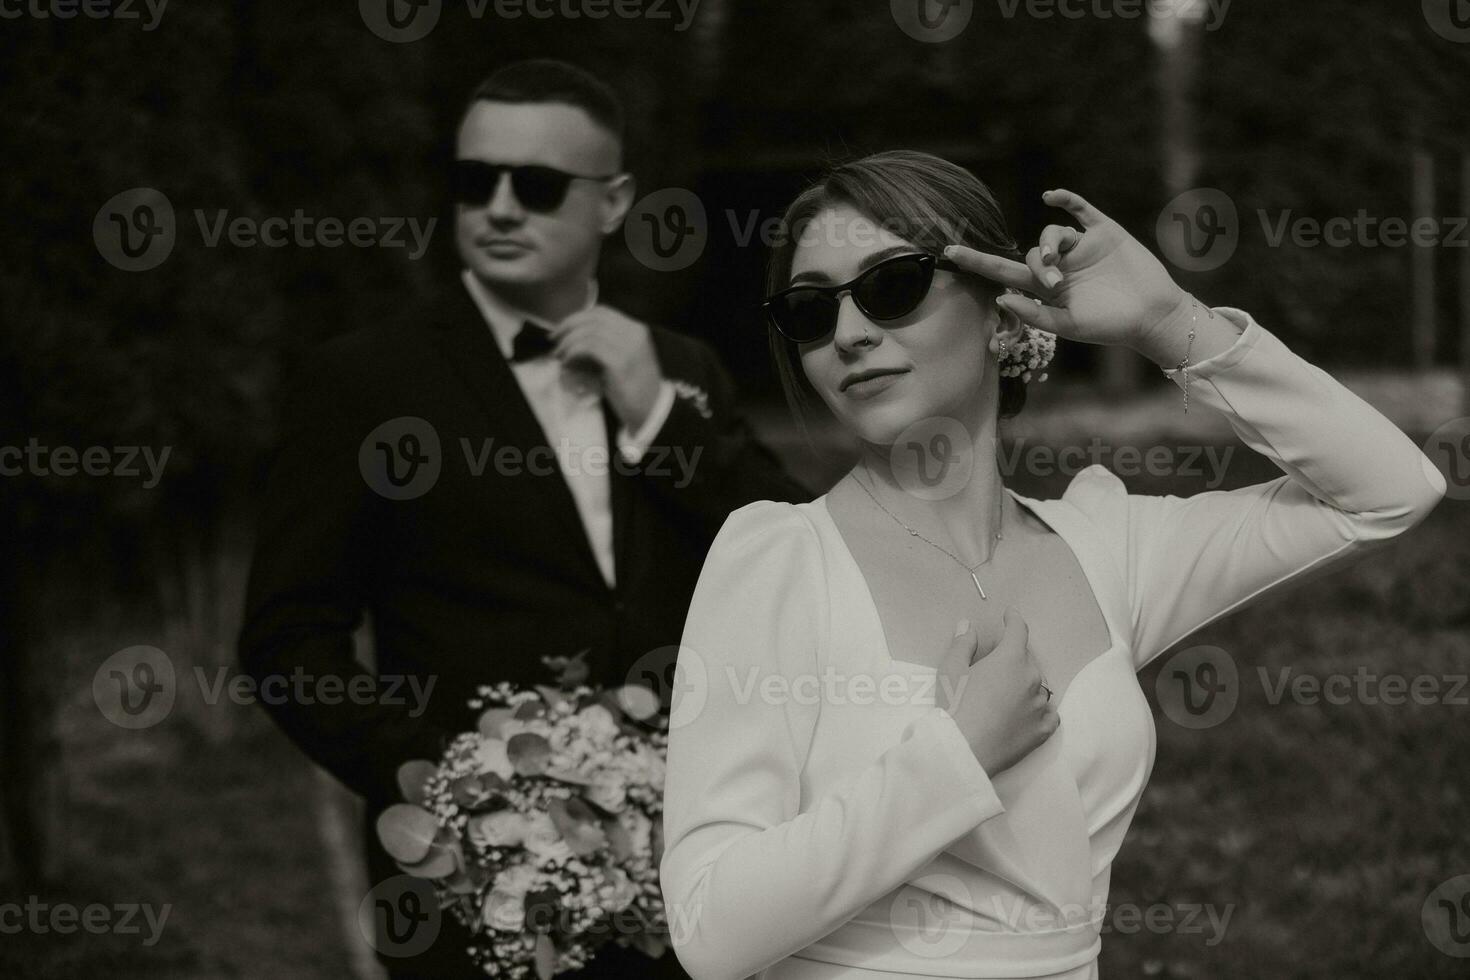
[533,932,556,980]
[615,684,661,721]
[477,707,515,739]
[375,803,438,864]
[395,759,438,805]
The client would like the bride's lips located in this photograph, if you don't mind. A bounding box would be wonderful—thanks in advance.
[840,368,909,400]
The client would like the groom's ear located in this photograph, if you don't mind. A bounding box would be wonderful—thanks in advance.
[598,172,636,236]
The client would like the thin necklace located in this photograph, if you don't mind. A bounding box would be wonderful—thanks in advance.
[852,465,1005,599]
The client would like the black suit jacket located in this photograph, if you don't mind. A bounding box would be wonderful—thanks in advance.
[238,280,812,977]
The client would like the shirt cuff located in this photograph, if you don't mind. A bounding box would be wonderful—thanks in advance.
[616,379,676,464]
[901,708,1006,822]
[1160,305,1256,385]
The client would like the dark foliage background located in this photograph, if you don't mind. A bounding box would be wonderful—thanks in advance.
[1,1,1467,977]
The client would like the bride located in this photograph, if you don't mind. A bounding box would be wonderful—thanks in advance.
[657,150,1445,980]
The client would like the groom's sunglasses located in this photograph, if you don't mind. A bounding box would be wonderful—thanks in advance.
[763,251,967,344]
[451,159,621,213]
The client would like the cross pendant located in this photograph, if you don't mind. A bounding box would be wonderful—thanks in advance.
[971,572,988,600]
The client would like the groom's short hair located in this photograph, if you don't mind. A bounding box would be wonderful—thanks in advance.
[463,59,625,145]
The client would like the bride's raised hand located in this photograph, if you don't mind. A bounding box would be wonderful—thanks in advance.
[944,189,1192,353]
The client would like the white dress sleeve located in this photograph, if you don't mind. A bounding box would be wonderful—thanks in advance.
[659,500,1007,980]
[1099,307,1447,671]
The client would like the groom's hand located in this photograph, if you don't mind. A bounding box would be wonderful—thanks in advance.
[550,304,665,431]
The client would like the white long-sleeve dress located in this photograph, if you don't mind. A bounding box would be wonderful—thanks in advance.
[659,308,1445,980]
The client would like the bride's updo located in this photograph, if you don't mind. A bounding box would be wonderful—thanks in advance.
[764,150,1028,431]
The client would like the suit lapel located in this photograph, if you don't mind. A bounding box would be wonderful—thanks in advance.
[424,282,611,593]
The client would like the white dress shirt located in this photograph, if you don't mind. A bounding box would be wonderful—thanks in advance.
[461,269,676,589]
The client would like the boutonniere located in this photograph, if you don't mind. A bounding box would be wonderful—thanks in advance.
[669,379,712,419]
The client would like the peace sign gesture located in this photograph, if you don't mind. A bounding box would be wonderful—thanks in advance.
[945,189,1192,352]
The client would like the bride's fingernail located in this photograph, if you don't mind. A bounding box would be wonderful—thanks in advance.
[954,618,970,637]
[1040,246,1053,262]
[1043,269,1064,289]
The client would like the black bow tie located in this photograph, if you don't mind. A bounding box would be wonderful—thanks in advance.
[510,320,556,363]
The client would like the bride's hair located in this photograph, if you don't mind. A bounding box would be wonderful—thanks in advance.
[764,150,1028,443]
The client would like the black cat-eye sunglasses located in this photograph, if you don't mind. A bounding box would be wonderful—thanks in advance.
[763,251,975,344]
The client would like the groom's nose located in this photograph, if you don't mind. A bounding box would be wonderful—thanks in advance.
[485,171,525,225]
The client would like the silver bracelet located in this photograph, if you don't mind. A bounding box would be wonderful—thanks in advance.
[1172,298,1214,413]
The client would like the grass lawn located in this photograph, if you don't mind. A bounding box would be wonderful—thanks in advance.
[5,441,1466,979]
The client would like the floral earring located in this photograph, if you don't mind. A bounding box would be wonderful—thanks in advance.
[994,293,1056,384]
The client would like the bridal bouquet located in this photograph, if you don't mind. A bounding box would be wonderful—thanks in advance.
[376,652,670,978]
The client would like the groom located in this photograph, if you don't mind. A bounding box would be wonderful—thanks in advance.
[238,59,810,979]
